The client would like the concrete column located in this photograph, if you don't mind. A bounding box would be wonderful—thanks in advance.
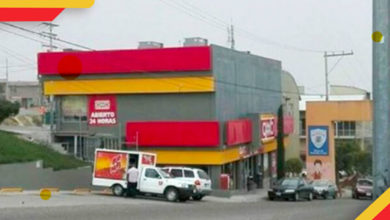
[74,135,78,157]
[209,165,222,190]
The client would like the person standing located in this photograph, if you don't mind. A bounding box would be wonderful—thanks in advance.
[126,163,139,197]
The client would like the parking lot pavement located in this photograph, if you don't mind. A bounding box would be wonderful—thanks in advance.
[0,190,264,209]
[0,190,371,220]
[0,191,174,209]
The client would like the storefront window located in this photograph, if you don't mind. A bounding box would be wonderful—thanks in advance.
[61,96,87,122]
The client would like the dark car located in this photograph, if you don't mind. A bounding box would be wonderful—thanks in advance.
[353,178,373,199]
[311,179,337,199]
[268,177,314,201]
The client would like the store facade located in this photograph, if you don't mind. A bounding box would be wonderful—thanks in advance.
[38,44,291,191]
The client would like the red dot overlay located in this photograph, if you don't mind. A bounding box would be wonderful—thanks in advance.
[57,55,83,80]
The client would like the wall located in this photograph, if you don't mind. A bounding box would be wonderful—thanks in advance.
[57,93,216,140]
[0,161,93,190]
[281,71,300,160]
[212,45,282,150]
[305,100,372,183]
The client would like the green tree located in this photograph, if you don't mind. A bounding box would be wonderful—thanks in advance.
[285,158,303,175]
[0,99,20,124]
[335,140,372,176]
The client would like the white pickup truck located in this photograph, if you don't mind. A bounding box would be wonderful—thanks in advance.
[92,149,196,202]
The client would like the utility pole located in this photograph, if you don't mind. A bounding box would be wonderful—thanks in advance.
[373,0,390,199]
[42,22,59,52]
[227,24,235,50]
[4,58,9,100]
[324,51,354,101]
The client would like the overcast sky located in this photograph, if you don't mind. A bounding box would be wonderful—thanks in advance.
[0,0,372,94]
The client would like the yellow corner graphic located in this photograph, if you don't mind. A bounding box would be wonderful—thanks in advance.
[356,188,390,220]
[0,0,95,8]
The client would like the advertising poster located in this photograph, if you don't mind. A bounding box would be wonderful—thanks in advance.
[308,126,329,156]
[141,154,156,166]
[307,125,333,182]
[94,151,128,180]
[88,95,118,126]
[260,114,277,143]
[307,159,332,181]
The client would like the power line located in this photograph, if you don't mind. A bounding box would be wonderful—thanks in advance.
[165,0,324,53]
[0,27,48,46]
[0,22,94,51]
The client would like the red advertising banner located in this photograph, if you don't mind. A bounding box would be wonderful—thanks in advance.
[226,119,252,146]
[94,151,128,180]
[88,95,118,126]
[283,115,294,134]
[38,47,211,76]
[126,121,220,147]
[260,115,277,143]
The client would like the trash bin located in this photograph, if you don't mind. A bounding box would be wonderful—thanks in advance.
[220,174,230,190]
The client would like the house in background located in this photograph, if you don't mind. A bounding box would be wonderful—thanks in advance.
[299,85,372,163]
[0,81,41,108]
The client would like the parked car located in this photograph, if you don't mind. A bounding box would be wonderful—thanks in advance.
[353,178,373,199]
[162,167,212,201]
[311,179,337,199]
[268,177,314,201]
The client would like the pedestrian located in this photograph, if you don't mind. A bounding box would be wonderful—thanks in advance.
[126,163,139,197]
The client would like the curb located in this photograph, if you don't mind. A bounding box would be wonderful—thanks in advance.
[40,188,60,192]
[0,187,24,193]
[73,188,92,195]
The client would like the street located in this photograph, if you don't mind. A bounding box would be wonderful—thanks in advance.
[0,192,371,220]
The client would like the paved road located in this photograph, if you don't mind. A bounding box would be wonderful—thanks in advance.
[0,192,371,220]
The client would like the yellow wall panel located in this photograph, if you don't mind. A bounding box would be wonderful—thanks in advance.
[44,76,215,95]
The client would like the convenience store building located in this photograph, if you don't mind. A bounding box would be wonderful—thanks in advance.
[38,44,293,191]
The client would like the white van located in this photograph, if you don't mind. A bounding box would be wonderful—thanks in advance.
[162,167,212,201]
[92,149,196,202]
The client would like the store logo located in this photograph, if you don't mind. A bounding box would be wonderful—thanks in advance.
[310,128,327,149]
[142,155,155,165]
[109,155,122,175]
[0,0,95,21]
[95,100,111,111]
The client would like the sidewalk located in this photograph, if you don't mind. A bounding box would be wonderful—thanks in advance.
[206,189,268,203]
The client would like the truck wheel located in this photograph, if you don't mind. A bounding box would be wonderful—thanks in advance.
[165,187,179,202]
[193,195,204,201]
[112,184,124,197]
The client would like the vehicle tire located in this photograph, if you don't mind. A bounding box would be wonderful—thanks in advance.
[307,192,313,201]
[179,196,189,202]
[269,196,274,201]
[165,187,179,202]
[356,195,360,200]
[294,192,299,201]
[193,195,204,201]
[332,194,337,199]
[112,184,124,197]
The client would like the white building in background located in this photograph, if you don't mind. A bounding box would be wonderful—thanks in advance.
[299,85,372,161]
